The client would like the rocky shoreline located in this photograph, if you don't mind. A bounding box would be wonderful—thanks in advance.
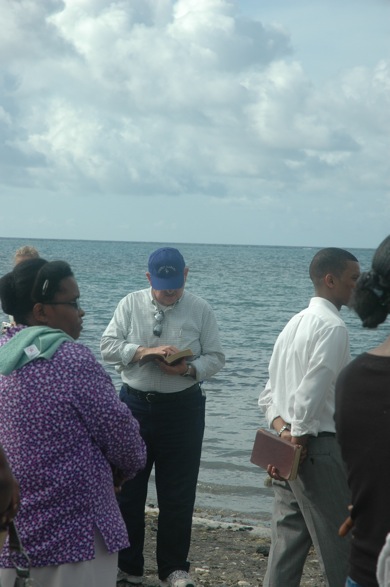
[125,507,327,587]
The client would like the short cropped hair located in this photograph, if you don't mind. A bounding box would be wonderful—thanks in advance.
[309,248,358,287]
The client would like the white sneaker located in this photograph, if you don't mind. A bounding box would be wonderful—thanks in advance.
[117,568,143,585]
[161,570,195,587]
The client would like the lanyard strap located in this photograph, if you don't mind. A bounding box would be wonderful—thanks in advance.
[8,522,31,582]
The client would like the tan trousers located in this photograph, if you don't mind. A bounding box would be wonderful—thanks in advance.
[0,528,117,587]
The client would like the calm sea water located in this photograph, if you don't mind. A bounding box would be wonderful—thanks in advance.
[0,238,384,526]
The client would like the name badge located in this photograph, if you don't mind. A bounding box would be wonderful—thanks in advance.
[23,344,40,359]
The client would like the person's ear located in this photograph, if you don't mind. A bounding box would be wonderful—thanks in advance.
[324,273,336,288]
[184,268,189,282]
[146,272,152,286]
[32,303,49,324]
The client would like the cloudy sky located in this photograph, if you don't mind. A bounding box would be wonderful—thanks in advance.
[1,0,389,248]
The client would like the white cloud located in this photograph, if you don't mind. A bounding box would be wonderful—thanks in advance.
[0,0,389,246]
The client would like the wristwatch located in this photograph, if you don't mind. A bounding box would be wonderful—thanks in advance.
[182,365,193,377]
[277,424,291,436]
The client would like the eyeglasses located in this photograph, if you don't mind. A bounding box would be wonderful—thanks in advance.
[153,310,165,337]
[44,300,82,311]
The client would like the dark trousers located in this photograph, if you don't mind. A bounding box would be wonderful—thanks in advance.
[118,384,205,580]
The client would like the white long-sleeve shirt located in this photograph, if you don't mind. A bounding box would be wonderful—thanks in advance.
[101,288,225,393]
[258,297,350,437]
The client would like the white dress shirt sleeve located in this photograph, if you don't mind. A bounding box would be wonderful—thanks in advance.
[191,303,225,381]
[258,379,280,427]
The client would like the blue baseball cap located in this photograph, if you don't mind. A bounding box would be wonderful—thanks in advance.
[148,247,186,290]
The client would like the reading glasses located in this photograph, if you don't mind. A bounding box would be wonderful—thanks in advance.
[43,300,82,311]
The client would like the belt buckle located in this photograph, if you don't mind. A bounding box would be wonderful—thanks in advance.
[145,392,155,403]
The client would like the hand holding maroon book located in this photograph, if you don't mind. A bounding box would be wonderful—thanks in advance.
[250,428,302,481]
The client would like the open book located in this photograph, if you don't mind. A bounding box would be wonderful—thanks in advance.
[139,348,193,367]
[250,428,302,481]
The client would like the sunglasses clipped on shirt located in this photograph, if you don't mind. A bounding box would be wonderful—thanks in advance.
[153,310,165,337]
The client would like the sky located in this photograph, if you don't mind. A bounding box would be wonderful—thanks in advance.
[1,0,389,248]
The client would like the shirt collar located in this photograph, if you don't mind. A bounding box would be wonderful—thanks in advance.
[149,288,185,311]
[309,296,340,315]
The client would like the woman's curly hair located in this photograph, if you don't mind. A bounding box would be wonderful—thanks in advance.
[352,236,390,328]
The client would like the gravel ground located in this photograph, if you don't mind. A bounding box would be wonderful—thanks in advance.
[118,508,327,587]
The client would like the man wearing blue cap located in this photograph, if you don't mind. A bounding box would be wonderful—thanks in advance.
[101,247,225,587]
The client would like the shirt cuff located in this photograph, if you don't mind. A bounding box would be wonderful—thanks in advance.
[264,405,280,428]
[121,343,139,365]
[291,419,320,437]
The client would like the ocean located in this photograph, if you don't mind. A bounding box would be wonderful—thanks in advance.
[0,238,384,526]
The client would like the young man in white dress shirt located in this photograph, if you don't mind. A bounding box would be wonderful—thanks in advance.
[258,247,360,587]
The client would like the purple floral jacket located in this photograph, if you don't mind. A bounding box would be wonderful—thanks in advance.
[0,326,146,567]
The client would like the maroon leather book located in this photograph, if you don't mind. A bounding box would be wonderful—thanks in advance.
[250,428,302,480]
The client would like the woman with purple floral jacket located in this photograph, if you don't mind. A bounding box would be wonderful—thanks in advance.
[0,258,146,587]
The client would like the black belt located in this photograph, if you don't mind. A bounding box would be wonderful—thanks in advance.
[316,432,336,438]
[123,382,201,403]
